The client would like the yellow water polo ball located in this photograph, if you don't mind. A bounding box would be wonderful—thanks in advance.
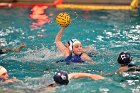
[56,12,71,27]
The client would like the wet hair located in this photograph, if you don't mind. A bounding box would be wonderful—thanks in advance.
[53,71,69,85]
[117,52,132,65]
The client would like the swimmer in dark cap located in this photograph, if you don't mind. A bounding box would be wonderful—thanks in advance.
[53,71,69,85]
[117,52,140,72]
[103,52,140,76]
[47,71,104,86]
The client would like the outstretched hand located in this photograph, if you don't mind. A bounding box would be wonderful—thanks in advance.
[20,43,26,47]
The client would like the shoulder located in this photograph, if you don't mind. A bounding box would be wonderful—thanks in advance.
[81,53,89,57]
[118,66,129,72]
[81,53,92,60]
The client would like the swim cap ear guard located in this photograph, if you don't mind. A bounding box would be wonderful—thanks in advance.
[67,40,73,51]
[117,52,132,65]
[67,39,81,51]
[53,71,69,85]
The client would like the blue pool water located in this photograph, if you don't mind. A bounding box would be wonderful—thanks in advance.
[0,6,140,93]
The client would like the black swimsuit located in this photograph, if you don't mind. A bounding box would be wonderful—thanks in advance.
[128,64,140,71]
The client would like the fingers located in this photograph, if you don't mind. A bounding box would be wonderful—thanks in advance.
[20,43,26,47]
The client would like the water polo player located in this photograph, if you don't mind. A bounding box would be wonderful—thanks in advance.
[47,71,104,86]
[103,52,140,76]
[55,27,96,64]
[0,66,17,83]
[117,52,140,72]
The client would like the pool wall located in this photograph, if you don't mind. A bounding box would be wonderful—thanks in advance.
[0,0,139,5]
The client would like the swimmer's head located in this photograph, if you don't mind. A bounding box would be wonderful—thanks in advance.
[117,52,132,65]
[0,66,8,80]
[0,66,7,76]
[66,39,81,51]
[53,71,69,85]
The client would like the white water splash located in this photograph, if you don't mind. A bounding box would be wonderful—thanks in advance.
[6,47,63,63]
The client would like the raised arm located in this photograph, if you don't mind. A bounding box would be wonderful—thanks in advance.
[55,27,69,57]
[68,73,104,80]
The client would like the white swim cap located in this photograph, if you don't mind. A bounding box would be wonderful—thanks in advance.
[73,40,81,46]
[67,39,81,51]
[0,66,7,76]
